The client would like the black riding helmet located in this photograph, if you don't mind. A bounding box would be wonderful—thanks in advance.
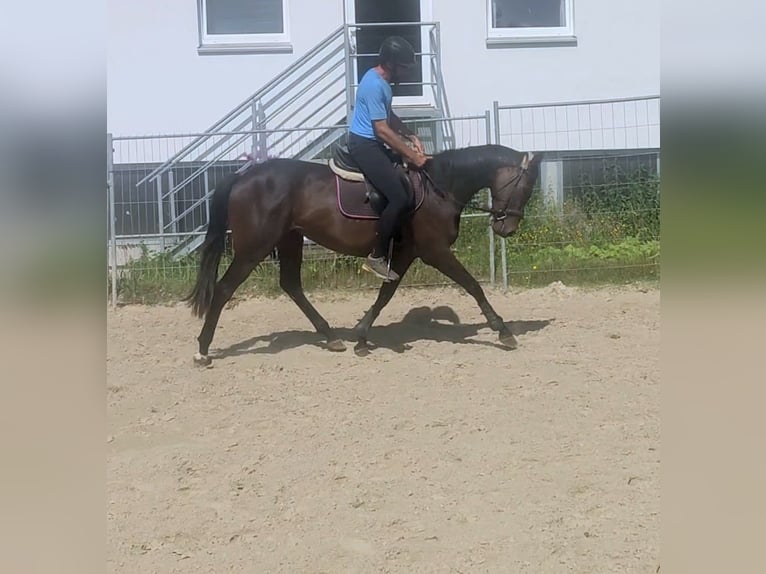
[378,36,416,69]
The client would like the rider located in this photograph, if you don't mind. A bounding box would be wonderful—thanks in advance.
[348,35,429,282]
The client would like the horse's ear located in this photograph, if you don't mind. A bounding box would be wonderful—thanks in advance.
[520,152,543,172]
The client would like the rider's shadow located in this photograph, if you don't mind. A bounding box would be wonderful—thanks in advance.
[213,305,552,358]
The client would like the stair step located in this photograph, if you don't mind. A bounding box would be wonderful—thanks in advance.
[130,25,451,262]
[391,105,443,119]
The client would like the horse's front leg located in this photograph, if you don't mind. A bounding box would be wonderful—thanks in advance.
[422,248,517,349]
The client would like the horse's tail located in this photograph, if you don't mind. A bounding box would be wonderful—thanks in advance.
[185,172,238,318]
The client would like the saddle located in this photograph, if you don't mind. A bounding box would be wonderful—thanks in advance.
[329,143,427,220]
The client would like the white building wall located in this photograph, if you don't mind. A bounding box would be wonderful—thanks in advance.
[108,0,342,135]
[434,0,660,116]
[108,1,659,137]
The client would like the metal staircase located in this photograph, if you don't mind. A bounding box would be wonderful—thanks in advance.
[136,23,452,258]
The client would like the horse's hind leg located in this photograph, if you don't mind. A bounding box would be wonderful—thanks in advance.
[353,249,415,356]
[277,231,346,352]
[194,252,266,366]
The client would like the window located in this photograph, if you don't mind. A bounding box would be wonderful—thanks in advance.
[198,0,292,54]
[487,0,575,45]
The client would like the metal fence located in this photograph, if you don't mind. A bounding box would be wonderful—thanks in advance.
[493,95,660,153]
[489,95,661,289]
[108,102,660,305]
[107,115,493,304]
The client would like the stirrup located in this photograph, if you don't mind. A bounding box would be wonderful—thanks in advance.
[362,256,398,282]
[382,238,398,282]
[363,239,399,282]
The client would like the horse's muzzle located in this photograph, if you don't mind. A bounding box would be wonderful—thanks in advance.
[492,217,521,238]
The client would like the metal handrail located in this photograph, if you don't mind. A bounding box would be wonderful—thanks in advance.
[129,19,454,243]
[158,55,347,212]
[346,21,439,28]
[260,44,345,110]
[342,20,450,115]
[352,51,437,57]
[162,114,254,174]
[154,33,350,227]
[267,89,346,150]
[161,131,251,202]
[349,81,438,88]
[119,124,353,141]
[265,69,345,127]
[274,101,346,157]
[137,20,452,183]
[497,95,660,110]
[150,34,349,223]
[136,25,345,186]
[161,122,352,230]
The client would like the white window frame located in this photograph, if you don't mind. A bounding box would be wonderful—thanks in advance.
[197,0,292,55]
[486,0,576,46]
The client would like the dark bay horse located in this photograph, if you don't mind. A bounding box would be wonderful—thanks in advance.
[185,144,543,365]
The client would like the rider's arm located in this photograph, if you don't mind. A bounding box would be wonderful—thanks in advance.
[364,80,425,164]
[388,112,414,138]
[389,112,426,153]
[373,119,422,162]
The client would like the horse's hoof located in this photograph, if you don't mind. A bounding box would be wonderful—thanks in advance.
[354,342,371,357]
[193,352,212,367]
[499,332,518,349]
[326,339,347,352]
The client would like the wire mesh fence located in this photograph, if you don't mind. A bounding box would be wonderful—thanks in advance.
[108,105,660,305]
[496,152,660,287]
[488,95,660,289]
[107,115,496,303]
[493,95,660,152]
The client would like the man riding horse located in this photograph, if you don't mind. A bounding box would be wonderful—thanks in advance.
[347,36,429,282]
[184,35,544,366]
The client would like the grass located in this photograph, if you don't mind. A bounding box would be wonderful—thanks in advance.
[112,221,659,305]
[111,161,660,304]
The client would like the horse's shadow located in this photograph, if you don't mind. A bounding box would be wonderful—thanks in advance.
[212,305,553,358]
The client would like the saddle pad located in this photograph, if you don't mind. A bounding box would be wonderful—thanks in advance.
[335,173,427,220]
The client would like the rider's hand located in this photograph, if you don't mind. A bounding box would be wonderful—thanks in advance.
[410,136,425,154]
[408,150,428,169]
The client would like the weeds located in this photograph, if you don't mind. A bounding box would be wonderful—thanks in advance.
[111,164,660,304]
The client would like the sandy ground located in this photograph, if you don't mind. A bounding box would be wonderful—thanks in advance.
[107,282,659,573]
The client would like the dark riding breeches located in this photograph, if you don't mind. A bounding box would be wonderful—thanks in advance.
[348,133,410,257]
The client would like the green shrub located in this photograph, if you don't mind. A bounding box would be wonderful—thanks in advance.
[111,166,660,303]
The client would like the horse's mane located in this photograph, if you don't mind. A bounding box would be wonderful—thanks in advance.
[428,144,524,176]
[424,144,525,198]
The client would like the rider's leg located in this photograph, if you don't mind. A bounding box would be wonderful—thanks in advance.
[348,135,410,280]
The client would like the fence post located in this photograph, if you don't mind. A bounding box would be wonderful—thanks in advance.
[541,158,564,213]
[156,175,165,250]
[258,101,268,159]
[343,24,353,123]
[255,100,260,158]
[168,168,177,235]
[485,109,495,285]
[204,170,211,223]
[493,101,508,290]
[107,133,118,307]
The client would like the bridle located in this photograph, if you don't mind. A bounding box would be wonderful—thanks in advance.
[482,167,527,222]
[421,162,529,222]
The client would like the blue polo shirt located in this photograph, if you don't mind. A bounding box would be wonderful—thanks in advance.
[349,68,392,140]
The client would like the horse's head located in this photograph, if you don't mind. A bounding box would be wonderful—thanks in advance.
[489,151,543,237]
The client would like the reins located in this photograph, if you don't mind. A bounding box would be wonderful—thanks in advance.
[420,165,527,222]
